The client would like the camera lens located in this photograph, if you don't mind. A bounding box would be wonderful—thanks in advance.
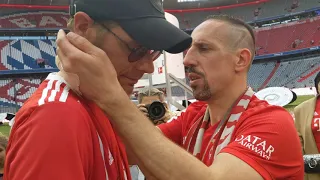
[147,101,166,120]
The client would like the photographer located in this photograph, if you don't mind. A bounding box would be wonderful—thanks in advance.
[131,87,175,180]
[294,71,320,180]
[137,87,174,125]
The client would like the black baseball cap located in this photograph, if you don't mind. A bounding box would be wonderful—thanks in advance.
[70,0,192,54]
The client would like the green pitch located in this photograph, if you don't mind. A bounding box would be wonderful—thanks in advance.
[0,125,10,137]
[284,95,315,112]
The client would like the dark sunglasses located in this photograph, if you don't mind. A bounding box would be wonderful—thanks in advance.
[99,23,161,62]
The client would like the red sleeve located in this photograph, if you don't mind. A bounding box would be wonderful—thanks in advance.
[221,106,304,180]
[158,102,207,146]
[158,113,184,146]
[5,102,94,180]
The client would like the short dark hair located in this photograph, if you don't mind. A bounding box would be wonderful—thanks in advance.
[205,15,256,63]
[315,71,320,94]
[205,14,255,45]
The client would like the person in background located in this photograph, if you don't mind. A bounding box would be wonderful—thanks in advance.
[132,87,175,180]
[57,14,304,179]
[137,87,175,125]
[0,133,8,180]
[295,71,320,180]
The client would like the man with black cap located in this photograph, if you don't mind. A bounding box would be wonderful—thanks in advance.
[4,0,191,179]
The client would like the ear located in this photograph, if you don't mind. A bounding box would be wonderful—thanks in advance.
[73,12,96,41]
[234,48,252,73]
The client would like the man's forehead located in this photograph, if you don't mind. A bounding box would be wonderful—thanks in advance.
[192,20,251,50]
[141,95,161,103]
[191,20,230,43]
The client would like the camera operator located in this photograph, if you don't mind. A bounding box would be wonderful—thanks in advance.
[295,71,320,180]
[131,87,175,180]
[137,87,174,125]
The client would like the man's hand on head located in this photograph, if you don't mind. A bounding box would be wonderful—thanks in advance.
[56,29,125,106]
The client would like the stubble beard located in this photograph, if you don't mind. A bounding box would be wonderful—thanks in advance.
[192,78,212,101]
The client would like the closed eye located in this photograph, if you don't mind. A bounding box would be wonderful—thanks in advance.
[197,44,210,52]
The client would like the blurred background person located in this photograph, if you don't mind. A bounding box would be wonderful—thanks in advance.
[131,87,178,180]
[294,71,320,180]
[0,133,8,180]
[137,87,176,125]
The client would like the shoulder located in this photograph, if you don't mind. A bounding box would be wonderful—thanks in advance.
[230,96,304,178]
[236,95,296,137]
[243,95,293,122]
[178,101,207,123]
[30,73,80,107]
[14,73,91,129]
[22,73,84,110]
[235,95,300,150]
[184,101,207,116]
[294,96,317,113]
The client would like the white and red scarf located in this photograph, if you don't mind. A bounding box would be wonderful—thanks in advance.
[183,87,255,165]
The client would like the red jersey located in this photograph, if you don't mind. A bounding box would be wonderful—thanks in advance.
[5,73,129,180]
[159,96,304,179]
[311,98,320,152]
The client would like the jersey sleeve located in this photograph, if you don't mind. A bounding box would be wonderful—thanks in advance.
[5,102,94,180]
[158,113,184,146]
[220,106,304,180]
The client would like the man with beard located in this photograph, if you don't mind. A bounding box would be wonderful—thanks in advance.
[57,15,304,179]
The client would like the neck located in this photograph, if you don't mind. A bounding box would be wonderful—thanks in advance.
[56,71,82,96]
[207,81,247,126]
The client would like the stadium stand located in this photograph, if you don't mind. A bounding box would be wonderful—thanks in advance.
[0,11,68,29]
[173,0,319,29]
[0,40,57,71]
[247,61,277,90]
[255,16,320,56]
[247,57,320,89]
[0,77,42,113]
[0,1,319,112]
[0,11,319,62]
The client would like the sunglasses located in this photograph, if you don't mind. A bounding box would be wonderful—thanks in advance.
[99,23,161,62]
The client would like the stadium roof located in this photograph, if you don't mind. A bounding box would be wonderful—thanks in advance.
[0,0,268,10]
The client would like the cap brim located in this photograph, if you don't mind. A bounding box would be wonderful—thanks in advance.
[118,17,192,54]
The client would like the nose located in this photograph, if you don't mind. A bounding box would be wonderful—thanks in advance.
[183,47,197,67]
[136,55,155,74]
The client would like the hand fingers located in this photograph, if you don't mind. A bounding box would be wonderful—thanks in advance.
[137,104,146,108]
[56,46,67,69]
[56,30,80,58]
[66,32,105,57]
[56,30,90,73]
[139,107,148,113]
